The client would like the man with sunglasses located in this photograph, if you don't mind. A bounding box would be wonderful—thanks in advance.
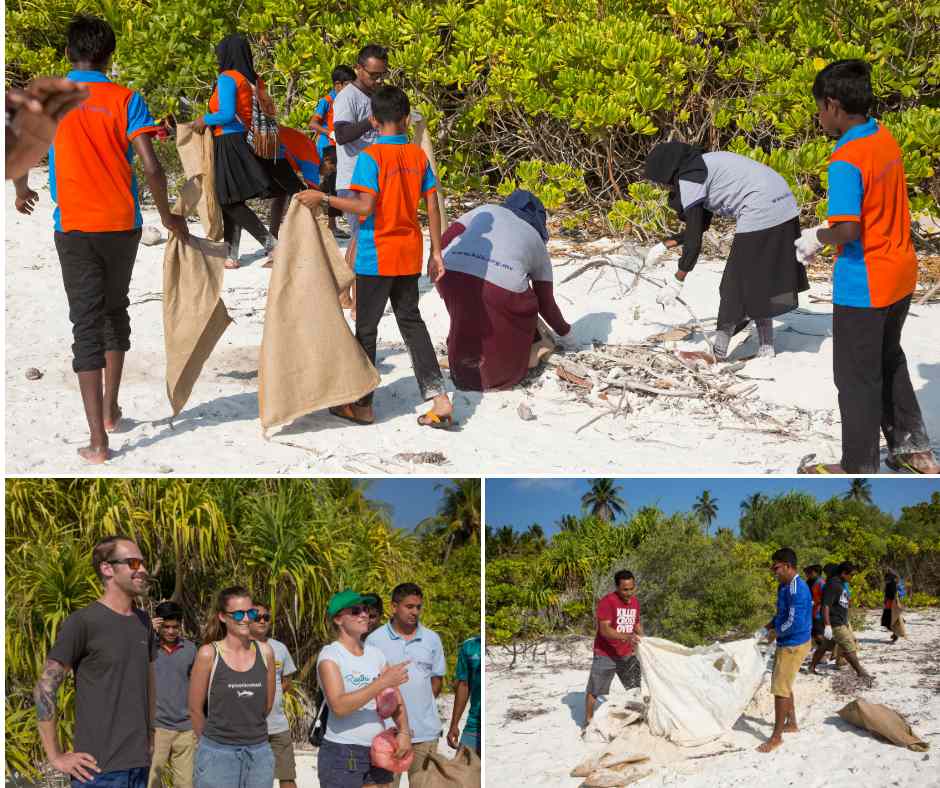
[757,547,812,754]
[34,535,157,787]
[332,43,389,305]
[249,603,298,788]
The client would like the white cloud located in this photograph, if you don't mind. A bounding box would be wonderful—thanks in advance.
[506,478,579,492]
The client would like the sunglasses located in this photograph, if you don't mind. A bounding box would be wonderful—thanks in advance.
[361,69,388,80]
[226,608,259,623]
[258,613,272,623]
[342,605,369,617]
[108,558,146,571]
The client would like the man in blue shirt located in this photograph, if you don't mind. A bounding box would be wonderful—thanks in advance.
[366,583,446,786]
[758,547,812,754]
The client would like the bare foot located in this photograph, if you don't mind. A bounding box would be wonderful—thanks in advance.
[891,451,940,474]
[104,406,122,433]
[78,445,109,464]
[782,723,799,733]
[224,258,240,270]
[261,258,273,269]
[757,737,783,753]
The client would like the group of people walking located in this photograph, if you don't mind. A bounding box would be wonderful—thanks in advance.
[33,535,481,788]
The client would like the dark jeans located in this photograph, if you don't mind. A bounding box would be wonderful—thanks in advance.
[833,294,931,473]
[55,228,141,372]
[355,274,445,406]
[221,202,269,260]
[72,766,147,788]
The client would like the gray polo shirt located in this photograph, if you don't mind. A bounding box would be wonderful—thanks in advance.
[332,83,378,191]
[365,622,446,743]
[154,638,197,731]
[678,151,798,233]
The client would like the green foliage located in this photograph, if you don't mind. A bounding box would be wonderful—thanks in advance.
[5,478,480,780]
[7,0,938,225]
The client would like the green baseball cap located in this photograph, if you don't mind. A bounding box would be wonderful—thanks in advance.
[327,589,366,618]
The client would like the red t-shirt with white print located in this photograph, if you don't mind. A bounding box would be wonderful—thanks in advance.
[593,592,641,658]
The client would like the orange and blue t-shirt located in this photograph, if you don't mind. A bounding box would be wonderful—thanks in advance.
[278,127,320,188]
[349,135,437,277]
[204,70,256,136]
[311,90,336,158]
[49,70,161,233]
[827,118,917,308]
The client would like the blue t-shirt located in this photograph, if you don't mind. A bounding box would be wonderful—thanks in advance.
[773,575,812,647]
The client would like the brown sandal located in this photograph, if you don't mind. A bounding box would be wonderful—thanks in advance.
[329,404,373,425]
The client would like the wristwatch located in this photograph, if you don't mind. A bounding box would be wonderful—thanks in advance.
[320,191,331,208]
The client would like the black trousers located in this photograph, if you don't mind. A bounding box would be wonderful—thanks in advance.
[221,201,270,259]
[833,294,931,473]
[354,274,445,406]
[54,228,141,372]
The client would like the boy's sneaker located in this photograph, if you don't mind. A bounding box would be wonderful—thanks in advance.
[757,344,775,358]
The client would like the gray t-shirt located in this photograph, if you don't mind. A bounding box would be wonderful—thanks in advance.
[154,638,197,731]
[266,638,297,735]
[316,641,387,747]
[332,83,378,191]
[678,151,798,233]
[48,602,156,773]
[443,205,553,293]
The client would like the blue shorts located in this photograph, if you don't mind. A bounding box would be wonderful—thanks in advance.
[194,737,274,788]
[317,739,393,788]
[72,767,147,788]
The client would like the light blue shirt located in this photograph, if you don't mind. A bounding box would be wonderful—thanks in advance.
[366,622,446,743]
[266,638,296,735]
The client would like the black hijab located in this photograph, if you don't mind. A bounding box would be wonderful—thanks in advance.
[215,34,257,84]
[644,142,707,219]
[503,189,549,242]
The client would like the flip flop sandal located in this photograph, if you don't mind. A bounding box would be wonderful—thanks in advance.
[417,411,457,430]
[797,454,842,474]
[224,259,240,270]
[329,404,373,425]
[885,454,937,474]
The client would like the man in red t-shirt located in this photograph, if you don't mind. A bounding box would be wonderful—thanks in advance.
[584,570,644,729]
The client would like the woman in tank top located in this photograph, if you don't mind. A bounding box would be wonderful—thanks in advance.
[188,586,276,788]
[316,589,412,788]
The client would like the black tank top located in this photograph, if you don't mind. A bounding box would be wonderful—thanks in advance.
[204,641,268,745]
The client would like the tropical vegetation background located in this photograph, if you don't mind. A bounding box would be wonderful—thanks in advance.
[5,0,939,234]
[4,477,481,782]
[487,478,940,653]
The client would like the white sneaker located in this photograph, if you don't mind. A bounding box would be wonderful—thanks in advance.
[757,344,775,358]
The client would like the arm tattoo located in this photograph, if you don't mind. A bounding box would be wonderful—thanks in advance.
[34,660,67,722]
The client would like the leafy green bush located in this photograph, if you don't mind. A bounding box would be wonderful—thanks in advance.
[7,0,938,229]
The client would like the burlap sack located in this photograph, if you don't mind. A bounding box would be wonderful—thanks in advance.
[890,602,907,638]
[163,235,232,416]
[258,199,380,433]
[409,748,480,788]
[412,113,447,228]
[529,316,557,368]
[837,699,928,751]
[174,123,223,241]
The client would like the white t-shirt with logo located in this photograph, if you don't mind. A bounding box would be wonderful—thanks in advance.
[266,638,297,735]
[316,641,388,746]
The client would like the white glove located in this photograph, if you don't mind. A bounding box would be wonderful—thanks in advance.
[644,242,668,267]
[755,627,769,642]
[656,280,683,308]
[556,331,580,351]
[794,224,826,264]
[824,625,833,641]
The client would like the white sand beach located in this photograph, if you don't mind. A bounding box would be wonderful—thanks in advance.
[486,608,940,787]
[6,176,940,474]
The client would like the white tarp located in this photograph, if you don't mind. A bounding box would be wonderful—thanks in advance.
[637,636,769,747]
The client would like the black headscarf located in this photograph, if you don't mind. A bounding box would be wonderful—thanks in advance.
[503,189,549,242]
[644,142,707,219]
[215,34,257,84]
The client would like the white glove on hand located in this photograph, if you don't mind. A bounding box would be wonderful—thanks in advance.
[656,280,683,308]
[824,625,833,641]
[755,627,769,642]
[644,242,668,267]
[556,331,580,351]
[794,224,826,264]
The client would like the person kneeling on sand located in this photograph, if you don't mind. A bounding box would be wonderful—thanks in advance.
[643,142,808,360]
[757,547,813,753]
[809,562,874,685]
[436,190,575,391]
[583,570,643,733]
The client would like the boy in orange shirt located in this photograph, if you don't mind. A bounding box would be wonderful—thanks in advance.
[797,60,938,474]
[13,15,188,464]
[297,85,453,428]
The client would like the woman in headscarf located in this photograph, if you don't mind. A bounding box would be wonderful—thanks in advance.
[193,34,303,268]
[881,568,906,643]
[436,189,573,391]
[643,142,809,359]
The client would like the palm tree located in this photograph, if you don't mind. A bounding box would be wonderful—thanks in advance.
[557,514,581,532]
[581,479,627,522]
[694,490,719,534]
[417,479,481,562]
[521,523,547,552]
[740,492,767,516]
[844,479,873,504]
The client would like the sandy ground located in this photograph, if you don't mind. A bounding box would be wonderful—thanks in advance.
[6,175,940,474]
[486,608,940,787]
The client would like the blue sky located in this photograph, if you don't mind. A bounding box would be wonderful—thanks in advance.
[365,479,453,531]
[485,478,940,535]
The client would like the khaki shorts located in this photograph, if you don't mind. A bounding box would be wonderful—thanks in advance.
[831,624,857,654]
[770,640,811,698]
[269,729,296,782]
